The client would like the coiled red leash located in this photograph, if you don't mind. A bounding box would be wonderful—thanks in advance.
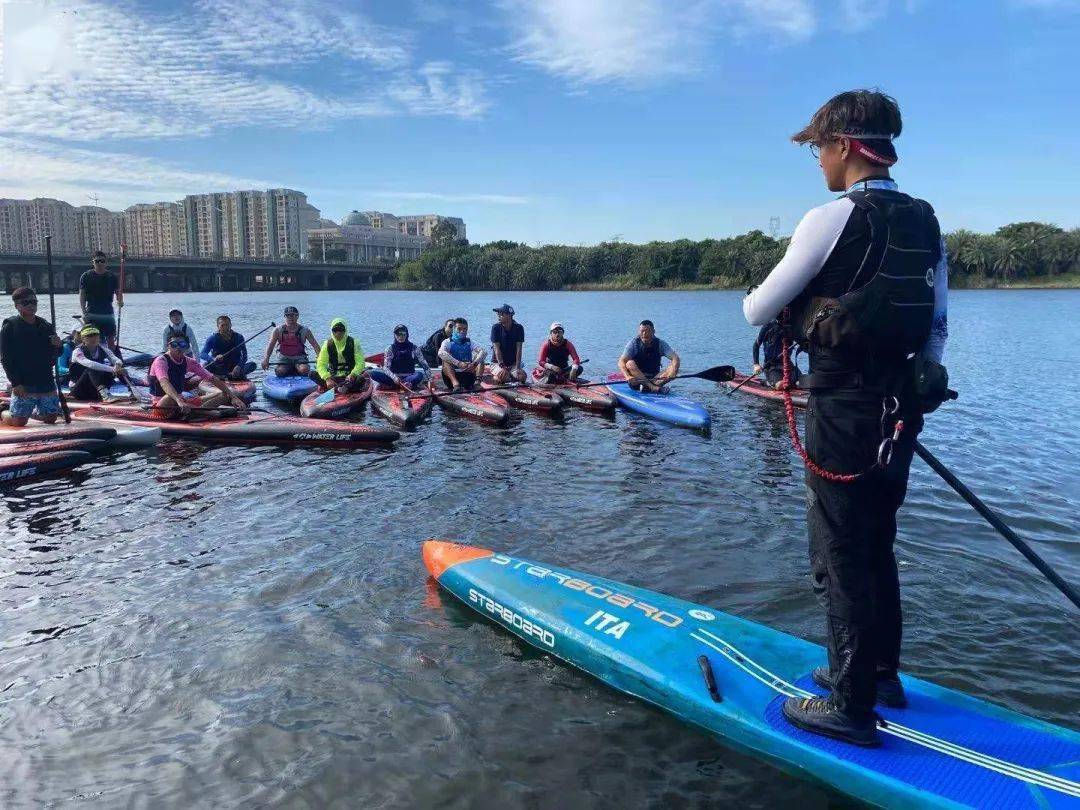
[778,307,902,483]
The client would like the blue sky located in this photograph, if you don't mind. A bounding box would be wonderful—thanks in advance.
[1,0,1078,244]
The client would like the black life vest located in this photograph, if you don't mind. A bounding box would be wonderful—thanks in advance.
[326,336,356,376]
[69,345,113,385]
[149,354,188,397]
[545,340,571,369]
[792,187,940,392]
[629,337,662,376]
[387,340,418,374]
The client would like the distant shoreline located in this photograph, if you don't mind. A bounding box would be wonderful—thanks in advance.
[371,274,1080,293]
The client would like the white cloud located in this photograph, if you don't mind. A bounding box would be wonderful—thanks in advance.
[499,0,815,86]
[198,0,413,69]
[0,0,489,143]
[838,0,888,31]
[0,136,266,207]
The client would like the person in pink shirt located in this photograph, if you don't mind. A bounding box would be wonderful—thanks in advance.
[535,322,583,383]
[149,337,246,418]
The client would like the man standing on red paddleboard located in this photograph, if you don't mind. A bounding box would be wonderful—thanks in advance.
[743,90,950,746]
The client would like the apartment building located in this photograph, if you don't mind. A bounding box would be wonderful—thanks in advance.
[74,206,126,255]
[0,198,79,254]
[124,202,189,257]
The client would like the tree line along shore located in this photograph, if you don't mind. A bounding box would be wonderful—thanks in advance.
[386,221,1079,291]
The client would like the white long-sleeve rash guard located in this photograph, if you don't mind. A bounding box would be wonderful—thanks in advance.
[742,182,949,364]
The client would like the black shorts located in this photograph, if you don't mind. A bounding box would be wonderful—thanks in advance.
[85,312,116,338]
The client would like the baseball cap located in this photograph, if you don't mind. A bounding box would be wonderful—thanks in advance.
[493,304,514,316]
[549,322,564,332]
[80,324,101,337]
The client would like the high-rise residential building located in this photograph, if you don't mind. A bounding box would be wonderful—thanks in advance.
[0,199,32,252]
[74,206,125,255]
[397,214,466,241]
[124,202,189,257]
[180,188,316,259]
[0,198,78,253]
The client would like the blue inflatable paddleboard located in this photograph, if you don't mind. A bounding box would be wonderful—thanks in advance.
[424,541,1080,809]
[262,375,317,403]
[605,375,710,430]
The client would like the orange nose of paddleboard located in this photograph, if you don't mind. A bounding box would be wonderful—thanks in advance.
[423,540,493,580]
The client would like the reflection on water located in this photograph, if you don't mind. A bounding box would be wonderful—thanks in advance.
[0,289,1076,807]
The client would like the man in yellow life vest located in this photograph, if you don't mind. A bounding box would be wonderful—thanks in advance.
[313,317,366,392]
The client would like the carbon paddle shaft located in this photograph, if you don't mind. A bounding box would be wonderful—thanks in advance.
[915,441,1080,611]
[45,236,71,423]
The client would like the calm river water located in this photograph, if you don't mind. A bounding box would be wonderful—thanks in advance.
[1,289,1077,807]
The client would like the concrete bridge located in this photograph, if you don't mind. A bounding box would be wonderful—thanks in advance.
[0,252,391,294]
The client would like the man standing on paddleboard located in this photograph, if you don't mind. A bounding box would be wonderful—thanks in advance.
[743,89,949,746]
[79,251,123,351]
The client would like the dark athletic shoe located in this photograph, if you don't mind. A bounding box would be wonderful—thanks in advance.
[812,667,909,709]
[782,696,881,747]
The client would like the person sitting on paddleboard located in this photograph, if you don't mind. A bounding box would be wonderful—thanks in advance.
[743,89,949,747]
[422,319,455,368]
[370,325,431,390]
[1,287,63,427]
[149,338,246,418]
[489,304,526,384]
[618,320,680,392]
[67,324,127,401]
[438,317,486,392]
[262,307,320,378]
[162,309,197,358]
[201,315,252,380]
[536,322,583,383]
[312,318,366,393]
[56,326,81,382]
[752,319,799,389]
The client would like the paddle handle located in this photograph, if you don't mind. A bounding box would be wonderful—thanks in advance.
[914,441,1080,611]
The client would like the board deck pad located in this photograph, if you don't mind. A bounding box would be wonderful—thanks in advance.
[424,541,1080,809]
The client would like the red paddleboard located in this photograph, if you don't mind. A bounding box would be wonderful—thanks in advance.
[429,377,509,426]
[299,378,373,419]
[370,386,434,429]
[0,438,106,458]
[723,373,808,408]
[0,450,91,483]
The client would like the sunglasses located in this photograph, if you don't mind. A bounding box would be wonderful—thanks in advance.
[284,311,299,317]
[332,326,346,332]
[93,258,106,264]
[169,341,187,348]
[16,299,38,306]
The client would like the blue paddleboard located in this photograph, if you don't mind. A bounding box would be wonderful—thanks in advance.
[605,375,710,430]
[262,375,317,403]
[424,541,1080,809]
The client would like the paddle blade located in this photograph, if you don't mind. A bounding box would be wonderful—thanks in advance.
[695,365,736,383]
[366,353,385,366]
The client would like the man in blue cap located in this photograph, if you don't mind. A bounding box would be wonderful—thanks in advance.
[489,303,525,384]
